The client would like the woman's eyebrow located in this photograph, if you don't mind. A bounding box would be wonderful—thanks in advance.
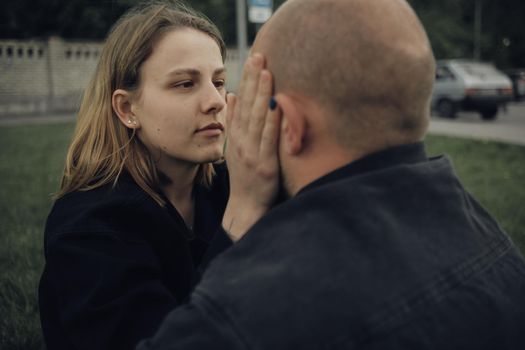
[165,67,226,78]
[214,67,226,76]
[166,68,200,77]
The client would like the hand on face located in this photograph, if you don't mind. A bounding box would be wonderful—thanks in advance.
[222,53,282,242]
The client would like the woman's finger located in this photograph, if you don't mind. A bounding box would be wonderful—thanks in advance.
[236,56,251,102]
[239,54,264,133]
[259,98,282,159]
[248,70,273,145]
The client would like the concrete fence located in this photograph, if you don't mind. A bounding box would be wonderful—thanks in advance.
[0,37,242,117]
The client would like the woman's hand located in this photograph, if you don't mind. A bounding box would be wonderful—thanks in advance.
[222,53,281,242]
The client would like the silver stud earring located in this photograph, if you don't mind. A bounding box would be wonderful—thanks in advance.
[127,119,132,124]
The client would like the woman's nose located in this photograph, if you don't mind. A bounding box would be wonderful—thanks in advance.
[202,83,226,114]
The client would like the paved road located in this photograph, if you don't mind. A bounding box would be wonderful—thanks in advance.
[428,101,525,145]
[1,102,524,146]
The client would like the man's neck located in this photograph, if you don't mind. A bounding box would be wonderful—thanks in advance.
[284,143,363,196]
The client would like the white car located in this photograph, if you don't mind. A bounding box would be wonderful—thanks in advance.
[432,60,513,120]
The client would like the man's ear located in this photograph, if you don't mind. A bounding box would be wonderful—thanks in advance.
[112,89,140,129]
[274,93,305,155]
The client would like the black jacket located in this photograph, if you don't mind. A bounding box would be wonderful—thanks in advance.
[139,143,525,350]
[39,165,232,350]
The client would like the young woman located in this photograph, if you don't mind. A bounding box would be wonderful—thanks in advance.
[38,2,232,349]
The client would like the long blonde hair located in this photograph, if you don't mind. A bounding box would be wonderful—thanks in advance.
[56,1,226,206]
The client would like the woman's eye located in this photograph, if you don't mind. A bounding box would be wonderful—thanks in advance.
[174,81,194,89]
[214,80,225,89]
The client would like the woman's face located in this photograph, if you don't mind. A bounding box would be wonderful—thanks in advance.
[132,28,226,166]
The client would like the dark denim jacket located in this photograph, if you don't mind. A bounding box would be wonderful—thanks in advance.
[139,143,525,350]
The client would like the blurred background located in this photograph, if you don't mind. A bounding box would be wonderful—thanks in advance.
[1,0,524,116]
[0,1,524,349]
[1,0,523,66]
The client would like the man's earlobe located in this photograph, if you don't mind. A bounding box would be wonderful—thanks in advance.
[275,94,305,155]
[112,89,139,129]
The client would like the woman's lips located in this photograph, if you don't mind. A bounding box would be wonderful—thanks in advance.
[196,122,224,136]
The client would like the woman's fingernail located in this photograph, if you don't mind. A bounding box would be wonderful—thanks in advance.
[269,96,277,110]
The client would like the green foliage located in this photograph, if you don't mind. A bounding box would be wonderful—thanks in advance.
[480,0,525,68]
[189,0,237,45]
[410,0,525,67]
[0,0,129,39]
[412,1,473,59]
[1,0,523,67]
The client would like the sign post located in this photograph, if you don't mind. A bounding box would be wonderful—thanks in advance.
[236,0,273,86]
[248,0,273,24]
[236,0,248,78]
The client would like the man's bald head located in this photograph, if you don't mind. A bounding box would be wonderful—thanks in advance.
[253,0,435,150]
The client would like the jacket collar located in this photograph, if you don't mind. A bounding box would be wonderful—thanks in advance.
[298,142,428,196]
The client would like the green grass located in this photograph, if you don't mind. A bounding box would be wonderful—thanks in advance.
[0,122,75,350]
[0,123,524,349]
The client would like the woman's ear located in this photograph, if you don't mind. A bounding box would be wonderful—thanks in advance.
[112,89,140,129]
[274,93,305,155]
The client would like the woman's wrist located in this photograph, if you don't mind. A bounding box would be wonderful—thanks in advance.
[222,200,267,242]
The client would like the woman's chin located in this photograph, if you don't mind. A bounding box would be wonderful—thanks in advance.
[198,149,224,164]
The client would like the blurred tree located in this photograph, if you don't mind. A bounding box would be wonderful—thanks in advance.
[410,0,525,68]
[0,0,523,68]
[0,0,134,39]
[476,0,525,68]
[188,0,234,44]
[409,0,472,59]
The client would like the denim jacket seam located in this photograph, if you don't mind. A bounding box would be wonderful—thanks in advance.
[368,237,510,335]
[327,236,512,348]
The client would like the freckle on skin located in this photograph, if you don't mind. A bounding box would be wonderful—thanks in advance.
[157,128,160,132]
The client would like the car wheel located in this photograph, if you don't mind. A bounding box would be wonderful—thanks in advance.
[437,99,457,119]
[480,106,498,120]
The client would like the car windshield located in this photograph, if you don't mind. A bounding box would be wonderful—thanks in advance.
[454,62,500,79]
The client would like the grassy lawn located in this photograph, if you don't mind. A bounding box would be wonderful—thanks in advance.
[0,122,524,349]
[0,122,74,350]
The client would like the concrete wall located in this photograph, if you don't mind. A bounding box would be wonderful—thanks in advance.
[0,37,243,117]
[0,37,102,115]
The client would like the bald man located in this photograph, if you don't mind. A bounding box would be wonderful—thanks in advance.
[138,0,525,349]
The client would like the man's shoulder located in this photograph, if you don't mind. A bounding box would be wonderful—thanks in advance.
[194,154,521,328]
[193,170,525,348]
